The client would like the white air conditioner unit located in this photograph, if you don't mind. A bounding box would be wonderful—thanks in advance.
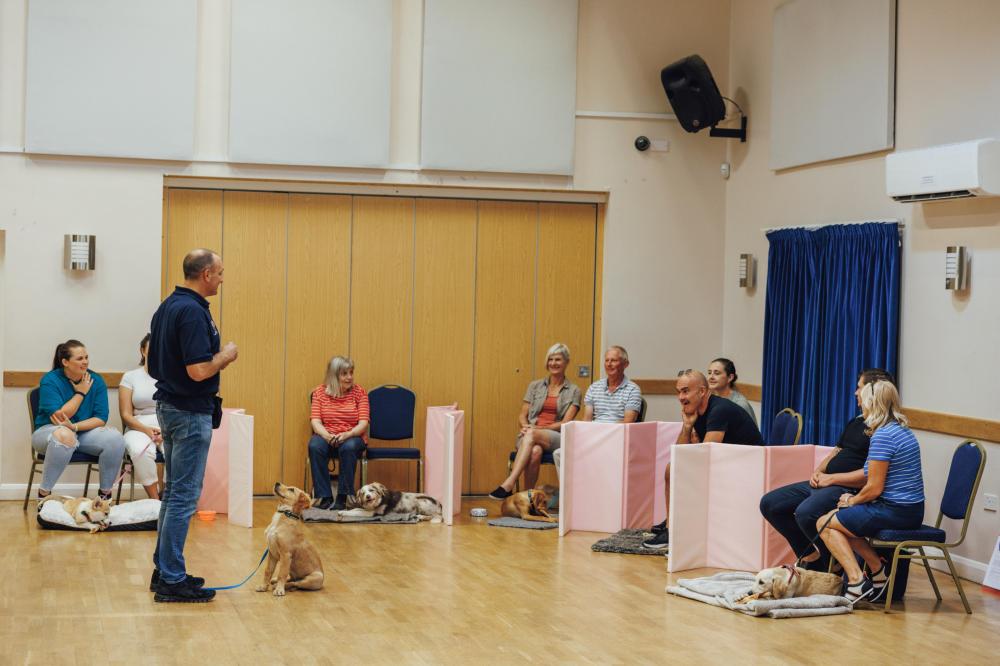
[886,139,1000,203]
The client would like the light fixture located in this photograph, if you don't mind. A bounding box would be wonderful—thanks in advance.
[945,246,969,291]
[64,234,96,271]
[738,253,756,289]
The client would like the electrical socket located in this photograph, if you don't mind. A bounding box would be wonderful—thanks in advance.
[984,493,999,512]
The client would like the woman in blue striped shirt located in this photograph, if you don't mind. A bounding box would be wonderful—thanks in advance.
[817,380,925,604]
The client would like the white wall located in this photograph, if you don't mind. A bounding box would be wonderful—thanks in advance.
[722,0,1000,580]
[0,1,731,490]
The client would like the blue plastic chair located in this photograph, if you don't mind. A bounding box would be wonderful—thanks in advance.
[361,385,421,492]
[870,440,986,613]
[24,386,101,510]
[769,407,802,445]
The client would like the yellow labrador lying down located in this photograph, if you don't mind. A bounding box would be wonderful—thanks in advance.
[739,565,843,603]
[257,483,324,597]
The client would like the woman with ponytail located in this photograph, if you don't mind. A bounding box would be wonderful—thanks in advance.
[31,340,126,500]
[118,334,162,499]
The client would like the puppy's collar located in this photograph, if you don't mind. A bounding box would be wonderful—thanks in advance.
[781,563,799,581]
[279,508,303,521]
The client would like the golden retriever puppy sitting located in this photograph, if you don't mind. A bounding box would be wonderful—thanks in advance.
[500,485,557,523]
[340,482,443,523]
[257,483,324,597]
[43,495,112,533]
[742,564,843,602]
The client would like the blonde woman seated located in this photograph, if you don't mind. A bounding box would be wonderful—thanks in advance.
[489,343,581,500]
[818,380,925,604]
[118,334,162,499]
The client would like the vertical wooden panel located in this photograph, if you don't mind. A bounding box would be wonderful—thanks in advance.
[164,189,222,325]
[283,194,352,488]
[412,199,476,492]
[220,191,287,493]
[470,201,537,493]
[533,202,597,487]
[594,203,605,380]
[350,196,414,490]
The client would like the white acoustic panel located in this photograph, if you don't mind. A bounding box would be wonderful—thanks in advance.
[770,0,896,170]
[229,0,391,168]
[25,0,197,160]
[421,0,578,175]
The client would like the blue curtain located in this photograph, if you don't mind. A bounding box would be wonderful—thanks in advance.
[761,223,900,444]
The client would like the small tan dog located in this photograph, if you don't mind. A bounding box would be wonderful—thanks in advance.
[256,483,324,597]
[500,485,557,523]
[741,565,843,602]
[43,495,112,533]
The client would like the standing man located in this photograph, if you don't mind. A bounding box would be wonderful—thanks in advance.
[148,249,238,602]
[552,346,643,471]
[642,369,762,550]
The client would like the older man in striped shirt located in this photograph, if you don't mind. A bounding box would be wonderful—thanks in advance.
[552,346,642,472]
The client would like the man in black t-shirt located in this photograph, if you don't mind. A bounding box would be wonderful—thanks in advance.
[758,368,895,569]
[643,370,763,550]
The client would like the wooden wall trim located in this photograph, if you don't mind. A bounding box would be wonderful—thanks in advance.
[633,378,997,443]
[4,371,123,389]
[164,175,610,204]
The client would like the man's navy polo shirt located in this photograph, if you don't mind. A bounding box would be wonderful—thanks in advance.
[148,286,220,414]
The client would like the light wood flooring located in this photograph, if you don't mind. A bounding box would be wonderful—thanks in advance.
[3,497,999,665]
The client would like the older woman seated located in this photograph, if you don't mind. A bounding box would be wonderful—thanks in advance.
[31,339,126,500]
[489,343,581,500]
[307,356,369,510]
[818,380,925,604]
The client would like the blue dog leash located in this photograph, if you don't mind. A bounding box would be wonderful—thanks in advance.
[204,548,269,591]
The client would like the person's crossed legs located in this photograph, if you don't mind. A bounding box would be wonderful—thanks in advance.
[489,428,558,499]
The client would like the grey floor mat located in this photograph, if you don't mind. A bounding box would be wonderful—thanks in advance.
[303,508,420,524]
[591,529,666,556]
[488,516,559,530]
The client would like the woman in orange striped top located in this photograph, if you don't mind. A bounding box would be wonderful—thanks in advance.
[308,356,370,510]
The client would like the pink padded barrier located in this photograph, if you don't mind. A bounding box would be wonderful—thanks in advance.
[197,408,254,527]
[558,421,683,536]
[668,444,825,573]
[423,405,464,525]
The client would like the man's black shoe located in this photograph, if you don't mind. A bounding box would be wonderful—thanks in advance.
[316,497,334,511]
[649,520,667,534]
[150,569,205,592]
[488,486,513,500]
[154,579,216,603]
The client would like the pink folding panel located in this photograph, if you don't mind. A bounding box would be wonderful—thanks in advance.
[559,421,683,536]
[197,408,254,527]
[668,444,824,573]
[423,405,464,525]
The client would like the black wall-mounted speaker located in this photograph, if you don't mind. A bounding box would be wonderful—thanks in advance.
[660,55,726,133]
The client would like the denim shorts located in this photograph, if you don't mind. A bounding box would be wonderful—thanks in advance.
[837,499,924,537]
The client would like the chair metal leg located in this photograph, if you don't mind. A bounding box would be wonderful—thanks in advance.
[882,545,905,612]
[416,459,422,493]
[23,461,39,511]
[918,546,943,601]
[941,548,972,614]
[84,465,93,497]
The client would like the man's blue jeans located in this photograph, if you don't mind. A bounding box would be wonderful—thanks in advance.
[759,481,852,563]
[153,402,212,585]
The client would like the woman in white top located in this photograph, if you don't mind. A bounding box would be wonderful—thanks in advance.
[707,357,757,425]
[118,334,162,499]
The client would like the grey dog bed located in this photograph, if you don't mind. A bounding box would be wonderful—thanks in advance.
[488,516,559,530]
[666,571,853,619]
[591,529,666,556]
[302,508,420,524]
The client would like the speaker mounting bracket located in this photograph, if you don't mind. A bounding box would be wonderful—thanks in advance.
[709,115,747,142]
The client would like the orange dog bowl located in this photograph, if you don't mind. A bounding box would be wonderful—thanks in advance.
[196,510,217,521]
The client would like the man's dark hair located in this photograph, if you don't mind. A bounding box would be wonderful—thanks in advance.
[859,368,895,387]
[182,249,218,280]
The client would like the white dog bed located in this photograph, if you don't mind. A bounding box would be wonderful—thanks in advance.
[666,571,853,618]
[37,498,160,532]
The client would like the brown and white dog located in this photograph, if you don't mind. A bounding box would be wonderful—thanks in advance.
[257,483,324,597]
[742,565,843,601]
[340,482,443,523]
[43,495,112,533]
[500,485,557,523]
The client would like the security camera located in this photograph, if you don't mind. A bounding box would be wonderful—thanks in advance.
[634,136,651,152]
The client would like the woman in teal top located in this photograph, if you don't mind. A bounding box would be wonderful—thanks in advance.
[31,339,125,500]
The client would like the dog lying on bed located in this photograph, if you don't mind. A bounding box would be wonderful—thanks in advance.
[257,483,324,597]
[339,482,442,523]
[41,495,112,533]
[739,565,843,602]
[500,485,557,523]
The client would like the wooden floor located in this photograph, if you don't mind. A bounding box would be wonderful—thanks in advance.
[3,497,999,665]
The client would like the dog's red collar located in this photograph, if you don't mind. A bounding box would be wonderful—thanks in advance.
[781,563,799,581]
[279,508,303,521]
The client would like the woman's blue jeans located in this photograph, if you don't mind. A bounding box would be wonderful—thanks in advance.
[308,434,365,498]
